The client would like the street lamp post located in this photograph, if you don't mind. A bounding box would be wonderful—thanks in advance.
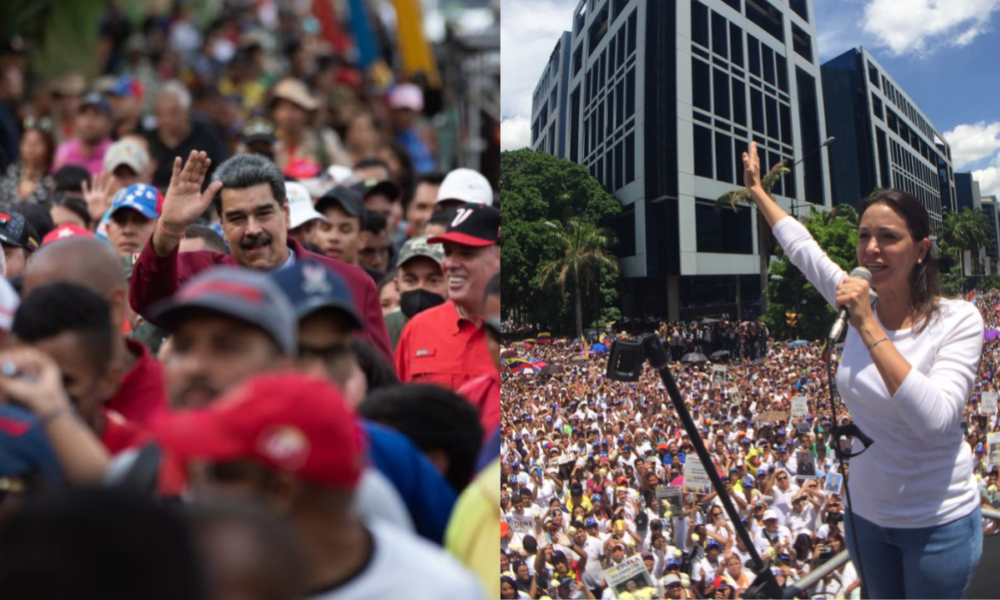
[789,136,835,219]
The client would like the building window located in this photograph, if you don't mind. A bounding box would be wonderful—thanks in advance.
[779,103,792,145]
[713,68,731,120]
[747,35,761,77]
[789,0,808,22]
[721,0,741,11]
[868,61,880,88]
[692,0,710,48]
[618,29,626,70]
[626,68,636,117]
[765,95,779,140]
[775,54,788,93]
[791,22,812,62]
[745,0,785,43]
[871,93,883,120]
[627,10,637,55]
[696,201,753,254]
[750,88,764,134]
[730,23,744,67]
[716,132,734,183]
[886,108,898,134]
[712,11,729,59]
[625,132,635,183]
[692,58,711,112]
[588,4,610,53]
[694,124,714,177]
[761,44,775,86]
[732,79,747,127]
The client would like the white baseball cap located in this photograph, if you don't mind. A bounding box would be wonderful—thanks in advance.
[388,83,424,112]
[0,277,19,332]
[286,182,328,230]
[762,509,779,521]
[436,168,493,206]
[103,139,150,175]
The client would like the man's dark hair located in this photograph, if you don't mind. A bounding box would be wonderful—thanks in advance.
[184,224,228,254]
[417,172,446,186]
[361,211,386,235]
[352,157,391,177]
[13,283,113,375]
[485,272,500,300]
[0,488,207,600]
[427,206,456,228]
[350,339,398,391]
[359,384,484,492]
[51,193,92,228]
[211,153,286,216]
[52,165,91,193]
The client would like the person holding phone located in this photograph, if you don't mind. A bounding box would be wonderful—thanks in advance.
[743,141,983,598]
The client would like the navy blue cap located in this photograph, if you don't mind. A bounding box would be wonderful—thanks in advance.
[585,517,598,527]
[0,404,63,481]
[270,259,361,329]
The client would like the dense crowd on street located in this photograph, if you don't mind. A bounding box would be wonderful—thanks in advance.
[0,1,501,599]
[501,296,1000,599]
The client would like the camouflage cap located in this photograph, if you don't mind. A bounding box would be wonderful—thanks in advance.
[397,235,443,268]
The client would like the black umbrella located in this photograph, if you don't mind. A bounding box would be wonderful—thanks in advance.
[710,350,730,360]
[681,352,709,364]
[540,364,565,375]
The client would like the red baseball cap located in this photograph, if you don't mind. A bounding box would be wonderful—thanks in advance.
[427,204,500,247]
[149,373,366,489]
[42,224,94,246]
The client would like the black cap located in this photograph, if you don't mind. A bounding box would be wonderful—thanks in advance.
[427,204,500,247]
[52,165,91,193]
[315,186,364,218]
[350,179,402,203]
[0,210,39,253]
[241,117,276,145]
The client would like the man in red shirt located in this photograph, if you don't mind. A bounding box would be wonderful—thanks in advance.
[394,204,499,389]
[128,151,392,362]
[22,236,166,424]
[458,273,501,436]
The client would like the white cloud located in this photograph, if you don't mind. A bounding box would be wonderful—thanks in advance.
[862,0,1000,56]
[974,155,1000,198]
[500,0,578,120]
[942,122,1000,170]
[501,115,532,150]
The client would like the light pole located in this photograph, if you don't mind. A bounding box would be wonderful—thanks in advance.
[790,136,835,218]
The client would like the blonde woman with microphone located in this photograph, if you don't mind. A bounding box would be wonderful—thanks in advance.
[743,141,983,598]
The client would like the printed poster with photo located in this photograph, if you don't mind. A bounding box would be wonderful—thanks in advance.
[988,433,1000,470]
[603,554,657,599]
[824,471,843,495]
[655,485,683,520]
[711,365,728,386]
[791,396,808,418]
[795,450,818,479]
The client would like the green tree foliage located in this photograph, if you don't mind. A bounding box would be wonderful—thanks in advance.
[537,219,619,338]
[762,207,858,340]
[500,150,621,333]
[938,208,991,275]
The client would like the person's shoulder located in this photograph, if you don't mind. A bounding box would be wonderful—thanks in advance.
[934,297,984,329]
[370,521,481,587]
[404,300,455,330]
[303,249,373,287]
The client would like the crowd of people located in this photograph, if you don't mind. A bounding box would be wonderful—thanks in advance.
[501,294,1000,599]
[0,2,502,599]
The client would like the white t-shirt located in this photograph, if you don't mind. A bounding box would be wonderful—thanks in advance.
[775,217,982,528]
[308,521,483,599]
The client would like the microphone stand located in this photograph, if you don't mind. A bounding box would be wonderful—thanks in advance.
[622,334,782,599]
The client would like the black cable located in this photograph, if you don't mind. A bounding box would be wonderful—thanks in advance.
[822,340,868,599]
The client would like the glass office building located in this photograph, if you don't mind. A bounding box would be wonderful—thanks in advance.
[531,32,574,159]
[530,0,831,321]
[821,47,955,230]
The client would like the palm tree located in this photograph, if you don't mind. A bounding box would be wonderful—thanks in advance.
[537,219,619,339]
[714,159,791,314]
[940,208,992,275]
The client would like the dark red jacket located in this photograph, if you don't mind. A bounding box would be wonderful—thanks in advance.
[457,369,500,440]
[129,238,393,363]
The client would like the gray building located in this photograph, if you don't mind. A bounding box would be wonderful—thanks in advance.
[531,0,832,321]
[954,172,981,212]
[530,32,573,159]
[821,47,955,230]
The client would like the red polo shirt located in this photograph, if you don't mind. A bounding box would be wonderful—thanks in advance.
[100,409,150,456]
[394,300,492,390]
[458,369,500,438]
[106,339,167,425]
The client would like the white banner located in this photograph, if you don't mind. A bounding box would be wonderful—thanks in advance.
[982,391,998,416]
[988,433,1000,470]
[711,365,728,386]
[791,396,808,418]
[507,512,536,535]
[683,457,712,495]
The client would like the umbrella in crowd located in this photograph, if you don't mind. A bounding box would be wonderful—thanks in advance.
[500,349,518,358]
[540,364,565,375]
[788,340,810,347]
[986,329,1000,341]
[681,352,709,364]
[590,343,608,353]
[710,350,730,360]
[510,362,540,374]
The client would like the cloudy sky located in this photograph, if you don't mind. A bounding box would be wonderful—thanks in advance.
[500,0,1000,197]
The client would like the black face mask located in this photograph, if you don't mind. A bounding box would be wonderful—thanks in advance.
[399,288,446,319]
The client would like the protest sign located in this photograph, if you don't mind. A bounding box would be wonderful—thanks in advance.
[655,485,683,520]
[711,365,728,386]
[824,472,843,495]
[796,450,818,479]
[988,433,1000,470]
[683,457,712,494]
[507,512,536,536]
[982,392,998,416]
[791,396,808,418]
[603,555,657,599]
[757,410,789,424]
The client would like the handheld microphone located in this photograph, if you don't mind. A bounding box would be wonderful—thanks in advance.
[828,267,872,342]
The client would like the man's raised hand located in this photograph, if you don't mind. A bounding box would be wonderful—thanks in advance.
[154,151,224,256]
